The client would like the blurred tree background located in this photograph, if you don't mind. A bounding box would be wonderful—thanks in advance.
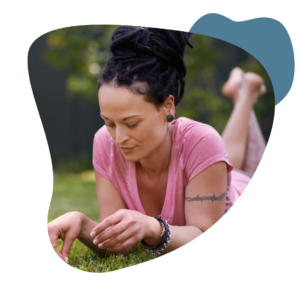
[29,25,274,172]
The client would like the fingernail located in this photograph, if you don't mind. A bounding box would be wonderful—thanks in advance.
[64,257,69,263]
[93,239,98,245]
[90,231,96,237]
[98,243,103,248]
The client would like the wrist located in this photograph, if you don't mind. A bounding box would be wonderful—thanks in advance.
[76,212,91,239]
[143,216,163,246]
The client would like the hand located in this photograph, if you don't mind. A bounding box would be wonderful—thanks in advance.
[48,212,84,263]
[90,209,161,253]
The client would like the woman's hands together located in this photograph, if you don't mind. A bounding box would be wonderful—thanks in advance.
[48,212,84,263]
[48,209,162,262]
[90,209,161,253]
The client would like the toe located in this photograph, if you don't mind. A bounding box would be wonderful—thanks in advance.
[260,84,267,95]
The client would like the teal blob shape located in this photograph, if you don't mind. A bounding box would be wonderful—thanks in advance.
[190,13,294,105]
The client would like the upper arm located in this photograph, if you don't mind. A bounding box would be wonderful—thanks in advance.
[185,161,227,232]
[95,170,128,223]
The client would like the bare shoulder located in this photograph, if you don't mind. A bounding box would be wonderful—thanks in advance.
[95,170,128,222]
[184,161,227,232]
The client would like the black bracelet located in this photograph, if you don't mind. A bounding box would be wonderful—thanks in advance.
[141,216,165,250]
[141,216,172,255]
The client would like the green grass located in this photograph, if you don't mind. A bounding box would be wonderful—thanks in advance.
[48,171,158,272]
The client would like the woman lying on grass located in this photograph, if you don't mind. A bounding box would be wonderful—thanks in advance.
[48,26,266,263]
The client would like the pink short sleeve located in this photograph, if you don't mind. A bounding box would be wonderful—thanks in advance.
[93,125,112,181]
[184,124,233,182]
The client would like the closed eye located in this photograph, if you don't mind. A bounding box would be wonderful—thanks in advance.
[105,123,138,128]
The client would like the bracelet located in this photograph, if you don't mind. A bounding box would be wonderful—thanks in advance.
[141,215,172,255]
[141,216,165,250]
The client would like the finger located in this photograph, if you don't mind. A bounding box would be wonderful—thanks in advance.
[107,236,137,252]
[53,246,65,261]
[48,231,65,261]
[93,223,127,245]
[90,212,123,237]
[61,235,76,263]
[98,228,133,249]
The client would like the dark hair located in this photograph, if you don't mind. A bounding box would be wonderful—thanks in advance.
[98,26,193,108]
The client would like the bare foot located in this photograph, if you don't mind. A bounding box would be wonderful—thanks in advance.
[222,67,244,100]
[238,72,266,107]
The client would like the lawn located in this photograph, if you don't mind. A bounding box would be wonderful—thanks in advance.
[48,171,158,272]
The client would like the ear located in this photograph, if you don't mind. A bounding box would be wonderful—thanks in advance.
[163,95,175,116]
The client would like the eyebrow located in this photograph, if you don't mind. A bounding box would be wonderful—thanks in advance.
[100,114,141,121]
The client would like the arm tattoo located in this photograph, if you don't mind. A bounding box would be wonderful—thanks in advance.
[185,191,227,203]
[78,238,129,256]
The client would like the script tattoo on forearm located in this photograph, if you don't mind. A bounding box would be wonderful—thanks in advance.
[185,191,227,203]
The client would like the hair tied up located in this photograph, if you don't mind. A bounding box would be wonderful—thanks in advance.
[100,26,194,107]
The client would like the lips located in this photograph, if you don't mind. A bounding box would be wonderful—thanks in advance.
[119,146,136,153]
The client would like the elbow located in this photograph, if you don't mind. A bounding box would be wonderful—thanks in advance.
[186,223,205,233]
[186,223,205,234]
[195,226,205,234]
[193,219,220,233]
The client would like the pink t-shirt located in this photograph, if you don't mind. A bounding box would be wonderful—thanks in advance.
[93,117,250,226]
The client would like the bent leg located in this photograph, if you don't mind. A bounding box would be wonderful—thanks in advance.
[242,110,266,175]
[221,68,266,175]
[221,85,252,170]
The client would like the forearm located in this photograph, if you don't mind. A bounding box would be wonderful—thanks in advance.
[78,213,132,255]
[143,217,203,255]
[162,225,203,254]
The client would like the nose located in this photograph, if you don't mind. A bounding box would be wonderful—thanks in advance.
[115,124,130,145]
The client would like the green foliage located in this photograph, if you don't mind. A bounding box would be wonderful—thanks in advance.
[43,25,274,136]
[43,25,120,103]
[175,34,232,133]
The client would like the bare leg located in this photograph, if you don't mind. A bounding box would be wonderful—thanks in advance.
[221,67,266,175]
[242,110,266,175]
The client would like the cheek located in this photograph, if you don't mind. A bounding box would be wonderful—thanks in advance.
[106,126,155,145]
[138,121,166,147]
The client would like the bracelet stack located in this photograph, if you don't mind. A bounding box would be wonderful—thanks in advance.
[141,215,172,255]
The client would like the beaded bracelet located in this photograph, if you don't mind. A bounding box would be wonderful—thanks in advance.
[141,215,172,255]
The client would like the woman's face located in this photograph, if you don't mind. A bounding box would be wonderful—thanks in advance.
[98,84,174,162]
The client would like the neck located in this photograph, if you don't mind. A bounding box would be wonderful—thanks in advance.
[137,123,173,177]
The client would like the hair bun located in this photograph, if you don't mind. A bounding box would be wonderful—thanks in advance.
[110,26,192,76]
[100,25,193,107]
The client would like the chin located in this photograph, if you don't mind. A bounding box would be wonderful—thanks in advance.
[122,154,140,162]
[126,158,138,163]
